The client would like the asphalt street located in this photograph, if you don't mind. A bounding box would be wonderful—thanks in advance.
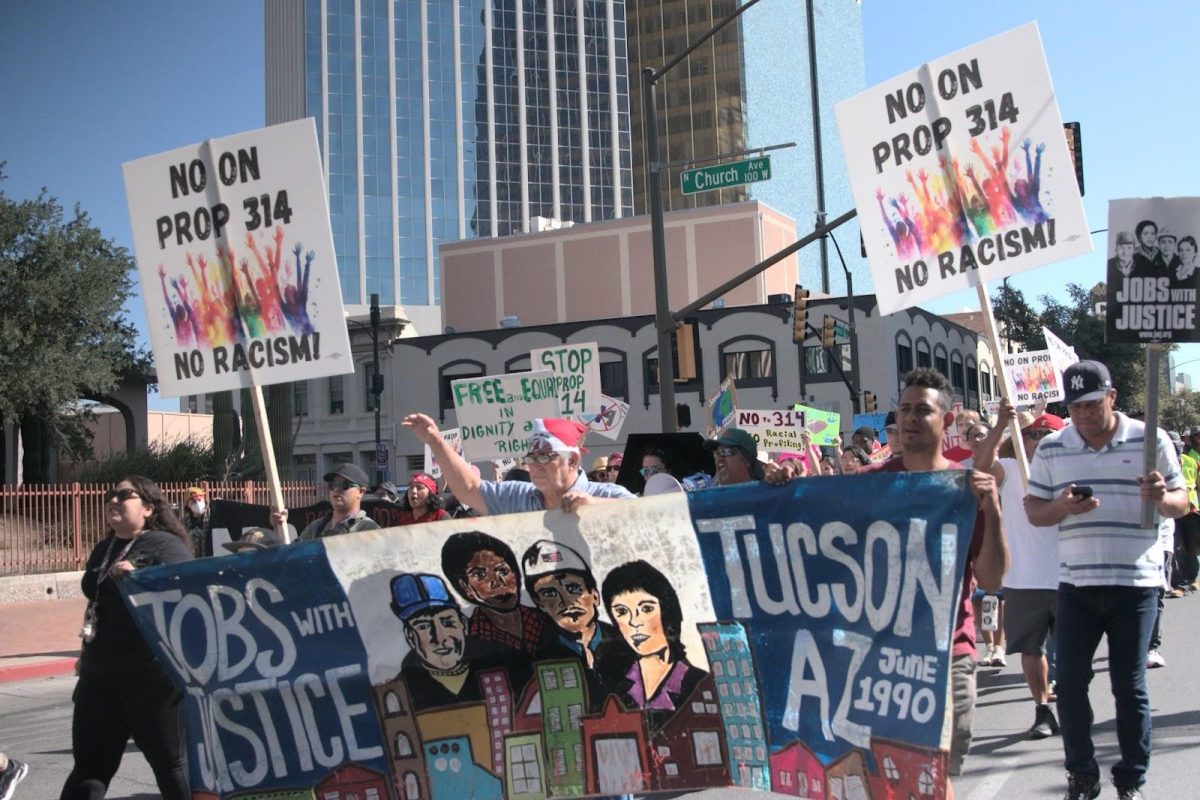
[2,593,1197,799]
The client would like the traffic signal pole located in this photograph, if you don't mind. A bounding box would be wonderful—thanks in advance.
[643,0,765,433]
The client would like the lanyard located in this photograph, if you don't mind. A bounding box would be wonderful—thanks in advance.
[94,535,137,590]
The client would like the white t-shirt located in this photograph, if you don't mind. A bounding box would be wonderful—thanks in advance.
[997,457,1060,590]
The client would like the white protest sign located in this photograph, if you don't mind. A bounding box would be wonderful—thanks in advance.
[835,22,1091,315]
[123,118,352,397]
[423,428,462,480]
[736,408,807,452]
[573,394,630,441]
[451,370,561,461]
[1001,349,1063,405]
[1105,197,1200,344]
[530,342,602,416]
[1043,326,1079,374]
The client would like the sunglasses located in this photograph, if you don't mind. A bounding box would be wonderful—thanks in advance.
[1025,429,1053,440]
[104,488,142,504]
[640,465,664,478]
[523,452,561,465]
[715,446,743,459]
[327,478,362,492]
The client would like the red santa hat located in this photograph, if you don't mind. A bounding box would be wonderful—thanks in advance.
[528,418,589,454]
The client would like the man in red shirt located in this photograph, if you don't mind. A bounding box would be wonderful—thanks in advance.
[863,368,1009,783]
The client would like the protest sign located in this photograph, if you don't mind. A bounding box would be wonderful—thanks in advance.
[1043,326,1079,374]
[123,118,353,398]
[124,471,976,799]
[794,404,841,446]
[451,370,561,461]
[573,393,630,441]
[735,408,807,452]
[1001,349,1062,404]
[835,23,1091,315]
[531,342,603,416]
[940,403,966,454]
[854,411,890,444]
[1105,197,1200,343]
[706,376,738,435]
[424,428,463,480]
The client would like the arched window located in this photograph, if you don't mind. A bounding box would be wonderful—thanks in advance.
[394,732,413,757]
[896,332,914,375]
[950,351,965,400]
[503,354,531,373]
[404,771,421,799]
[966,355,979,408]
[719,335,778,397]
[916,338,932,368]
[981,361,993,399]
[598,347,629,400]
[384,691,402,716]
[933,344,949,378]
[437,358,486,419]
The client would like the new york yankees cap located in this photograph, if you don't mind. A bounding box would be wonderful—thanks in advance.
[1062,360,1113,405]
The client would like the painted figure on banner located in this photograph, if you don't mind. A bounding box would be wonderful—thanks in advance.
[387,573,486,712]
[440,531,554,689]
[522,539,634,711]
[602,560,710,728]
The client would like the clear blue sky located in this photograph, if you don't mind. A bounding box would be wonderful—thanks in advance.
[3,1,1199,409]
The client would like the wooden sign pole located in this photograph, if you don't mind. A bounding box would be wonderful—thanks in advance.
[1142,344,1162,529]
[976,283,1030,489]
[249,384,289,543]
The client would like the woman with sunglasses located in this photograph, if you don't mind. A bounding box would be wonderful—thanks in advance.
[61,476,194,800]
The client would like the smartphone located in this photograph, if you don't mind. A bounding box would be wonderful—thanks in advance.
[1072,485,1094,499]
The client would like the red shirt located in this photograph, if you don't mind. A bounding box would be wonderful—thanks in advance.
[861,458,983,660]
[393,508,450,525]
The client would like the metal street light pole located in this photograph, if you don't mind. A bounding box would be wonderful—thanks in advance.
[369,293,384,486]
[643,0,765,434]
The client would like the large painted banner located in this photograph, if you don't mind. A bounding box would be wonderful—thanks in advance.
[123,473,976,800]
[123,119,353,397]
[835,23,1091,314]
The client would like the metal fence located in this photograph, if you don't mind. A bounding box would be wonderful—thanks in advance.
[0,481,324,575]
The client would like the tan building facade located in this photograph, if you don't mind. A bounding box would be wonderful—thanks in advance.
[440,201,801,332]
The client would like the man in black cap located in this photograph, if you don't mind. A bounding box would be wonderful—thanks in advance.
[703,428,764,486]
[851,426,877,454]
[1024,359,1187,800]
[272,463,381,540]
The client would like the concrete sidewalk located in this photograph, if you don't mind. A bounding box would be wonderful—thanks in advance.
[0,597,86,683]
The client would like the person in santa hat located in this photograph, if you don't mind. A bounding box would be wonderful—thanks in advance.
[402,413,634,515]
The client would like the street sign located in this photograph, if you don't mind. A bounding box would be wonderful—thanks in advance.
[680,156,771,195]
[375,443,388,468]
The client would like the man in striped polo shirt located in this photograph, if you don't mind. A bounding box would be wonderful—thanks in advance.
[1024,360,1187,800]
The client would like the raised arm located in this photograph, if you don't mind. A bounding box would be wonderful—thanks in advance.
[969,470,1009,592]
[402,413,488,514]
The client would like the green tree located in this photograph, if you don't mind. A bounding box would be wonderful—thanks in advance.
[991,280,1045,354]
[1038,283,1145,410]
[0,167,146,468]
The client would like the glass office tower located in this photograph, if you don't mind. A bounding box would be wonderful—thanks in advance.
[627,0,867,296]
[266,0,634,331]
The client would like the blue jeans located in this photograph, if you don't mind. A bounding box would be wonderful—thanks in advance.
[1055,583,1157,789]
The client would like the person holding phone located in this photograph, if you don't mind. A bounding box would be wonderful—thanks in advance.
[61,476,194,800]
[1024,361,1188,800]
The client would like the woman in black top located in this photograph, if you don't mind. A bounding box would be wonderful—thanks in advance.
[60,476,194,800]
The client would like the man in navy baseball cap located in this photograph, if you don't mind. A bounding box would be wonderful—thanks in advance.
[1062,360,1114,405]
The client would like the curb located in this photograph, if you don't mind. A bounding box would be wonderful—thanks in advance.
[0,657,77,684]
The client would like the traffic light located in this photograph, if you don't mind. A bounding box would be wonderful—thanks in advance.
[792,285,810,344]
[1063,121,1084,196]
[676,403,692,428]
[863,391,877,413]
[820,316,836,348]
[674,321,697,382]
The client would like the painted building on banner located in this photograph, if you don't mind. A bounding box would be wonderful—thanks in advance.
[649,676,729,792]
[699,622,770,790]
[580,696,650,795]
[371,681,429,800]
[264,0,634,333]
